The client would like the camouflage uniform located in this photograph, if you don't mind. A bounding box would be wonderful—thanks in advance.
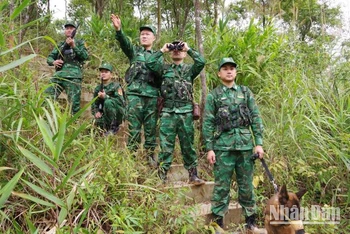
[92,63,125,133]
[115,28,161,154]
[146,48,206,179]
[203,67,264,219]
[46,22,89,115]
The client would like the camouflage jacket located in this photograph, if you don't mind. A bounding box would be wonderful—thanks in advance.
[146,49,206,113]
[202,84,264,151]
[115,30,161,98]
[91,81,126,115]
[47,39,89,79]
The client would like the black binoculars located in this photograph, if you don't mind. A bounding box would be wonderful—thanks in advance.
[167,42,184,51]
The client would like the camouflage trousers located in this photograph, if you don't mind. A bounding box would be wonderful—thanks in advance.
[127,95,158,152]
[158,112,198,172]
[211,150,256,217]
[95,98,124,130]
[45,77,81,115]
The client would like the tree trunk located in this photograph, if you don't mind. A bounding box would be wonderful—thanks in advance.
[9,0,15,49]
[194,0,207,154]
[95,0,105,19]
[213,0,218,29]
[157,0,161,38]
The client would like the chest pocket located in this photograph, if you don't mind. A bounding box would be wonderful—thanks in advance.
[161,65,192,101]
[215,86,251,131]
[174,79,192,101]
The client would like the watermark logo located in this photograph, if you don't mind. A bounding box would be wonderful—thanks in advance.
[270,205,340,225]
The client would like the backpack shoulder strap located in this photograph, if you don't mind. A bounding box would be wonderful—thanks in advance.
[239,85,249,104]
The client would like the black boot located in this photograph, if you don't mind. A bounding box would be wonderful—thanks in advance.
[212,214,224,233]
[104,120,119,136]
[188,168,205,185]
[245,214,258,231]
[158,168,168,183]
[146,150,157,168]
[213,214,224,228]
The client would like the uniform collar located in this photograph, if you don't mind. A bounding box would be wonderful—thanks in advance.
[222,83,238,91]
[171,63,183,68]
[143,48,154,53]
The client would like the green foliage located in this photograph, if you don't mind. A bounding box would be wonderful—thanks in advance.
[0,0,349,233]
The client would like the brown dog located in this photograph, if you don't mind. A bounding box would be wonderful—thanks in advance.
[264,185,307,234]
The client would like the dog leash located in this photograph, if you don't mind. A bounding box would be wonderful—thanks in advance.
[252,154,279,193]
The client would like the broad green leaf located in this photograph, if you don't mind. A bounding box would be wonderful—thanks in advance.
[43,103,58,134]
[67,185,77,210]
[58,151,87,189]
[19,137,58,168]
[17,146,53,176]
[67,98,95,126]
[25,215,39,233]
[0,30,4,48]
[0,1,9,11]
[0,54,37,72]
[12,191,55,207]
[0,38,39,55]
[0,167,15,171]
[58,207,68,225]
[9,16,48,34]
[0,169,24,208]
[62,122,88,153]
[10,0,31,20]
[33,112,55,156]
[22,180,65,207]
[15,117,23,142]
[54,111,67,161]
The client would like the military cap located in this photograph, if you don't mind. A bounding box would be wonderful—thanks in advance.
[218,57,237,70]
[99,62,113,72]
[139,25,157,35]
[64,21,77,28]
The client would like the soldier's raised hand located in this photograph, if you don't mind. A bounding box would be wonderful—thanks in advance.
[110,14,121,31]
[181,42,190,52]
[160,43,171,53]
[66,37,75,48]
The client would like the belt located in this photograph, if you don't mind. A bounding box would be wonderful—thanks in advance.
[164,100,191,108]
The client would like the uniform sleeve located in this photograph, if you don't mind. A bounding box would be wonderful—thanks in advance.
[47,46,60,66]
[115,29,135,60]
[73,40,89,61]
[91,86,99,116]
[187,48,206,81]
[202,92,216,151]
[145,50,165,78]
[247,88,264,146]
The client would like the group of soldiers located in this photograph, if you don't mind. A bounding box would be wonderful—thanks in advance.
[46,16,265,232]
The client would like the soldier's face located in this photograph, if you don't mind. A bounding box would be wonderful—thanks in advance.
[64,26,75,37]
[139,30,155,47]
[170,50,187,61]
[100,69,112,80]
[218,64,236,82]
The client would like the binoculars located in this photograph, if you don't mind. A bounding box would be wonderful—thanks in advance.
[167,42,184,51]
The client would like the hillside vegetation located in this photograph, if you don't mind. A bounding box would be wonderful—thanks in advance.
[0,0,349,233]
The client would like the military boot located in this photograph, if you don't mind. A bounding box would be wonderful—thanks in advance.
[245,214,258,233]
[188,168,205,185]
[212,214,224,233]
[158,168,168,184]
[104,120,119,136]
[146,150,157,168]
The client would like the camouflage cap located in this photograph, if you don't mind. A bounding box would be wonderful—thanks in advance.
[218,57,237,70]
[139,25,156,35]
[99,62,113,72]
[64,21,77,28]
